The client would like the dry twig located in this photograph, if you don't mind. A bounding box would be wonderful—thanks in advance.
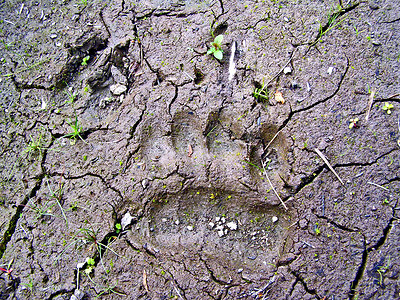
[261,160,288,210]
[365,87,376,121]
[314,148,344,185]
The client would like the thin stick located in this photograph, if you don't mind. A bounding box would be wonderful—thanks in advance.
[261,160,288,210]
[314,148,344,185]
[365,87,375,121]
[263,129,282,151]
[367,181,389,191]
[263,48,297,89]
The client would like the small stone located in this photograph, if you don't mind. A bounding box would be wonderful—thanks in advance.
[237,268,243,273]
[76,262,85,269]
[272,216,278,223]
[74,289,84,300]
[161,218,167,222]
[175,220,180,225]
[327,67,334,75]
[111,65,128,85]
[371,206,377,211]
[50,33,58,39]
[208,222,215,229]
[221,217,226,224]
[371,40,381,46]
[215,216,220,222]
[216,225,224,231]
[226,221,237,230]
[284,17,289,22]
[56,42,62,47]
[187,225,194,231]
[110,83,127,96]
[121,212,135,230]
[283,66,292,74]
[217,230,225,237]
[141,179,149,189]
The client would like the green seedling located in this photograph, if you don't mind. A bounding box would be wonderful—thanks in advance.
[314,223,321,235]
[64,86,77,104]
[86,274,126,298]
[349,118,359,129]
[207,35,224,60]
[25,198,56,222]
[253,77,269,103]
[63,116,86,145]
[85,257,95,274]
[56,223,123,276]
[115,223,122,234]
[382,102,394,115]
[313,6,346,46]
[46,178,68,227]
[23,132,45,160]
[81,55,90,66]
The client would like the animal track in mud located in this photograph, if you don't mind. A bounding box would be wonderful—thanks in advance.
[132,189,291,270]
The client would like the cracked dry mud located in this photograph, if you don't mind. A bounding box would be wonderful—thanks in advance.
[0,0,399,299]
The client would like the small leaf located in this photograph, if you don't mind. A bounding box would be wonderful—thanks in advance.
[207,48,214,55]
[214,35,223,45]
[275,91,285,104]
[349,122,354,129]
[214,50,223,60]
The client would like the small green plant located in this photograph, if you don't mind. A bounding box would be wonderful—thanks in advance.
[253,79,269,103]
[80,0,88,6]
[382,102,394,114]
[207,35,223,60]
[21,275,34,295]
[81,55,90,66]
[314,223,321,235]
[64,86,77,104]
[115,223,122,234]
[86,274,126,298]
[46,178,69,227]
[56,223,123,275]
[63,116,86,145]
[23,132,45,160]
[313,6,346,46]
[85,257,95,274]
[25,198,56,222]
[349,118,359,129]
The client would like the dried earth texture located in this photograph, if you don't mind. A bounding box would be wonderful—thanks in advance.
[0,0,399,299]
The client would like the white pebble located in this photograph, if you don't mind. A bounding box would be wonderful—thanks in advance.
[208,222,215,229]
[226,221,237,230]
[327,66,334,75]
[110,83,127,96]
[272,216,278,223]
[187,225,194,231]
[175,220,180,225]
[217,230,225,237]
[283,66,292,74]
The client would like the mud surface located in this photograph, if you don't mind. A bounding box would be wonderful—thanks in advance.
[0,0,399,299]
